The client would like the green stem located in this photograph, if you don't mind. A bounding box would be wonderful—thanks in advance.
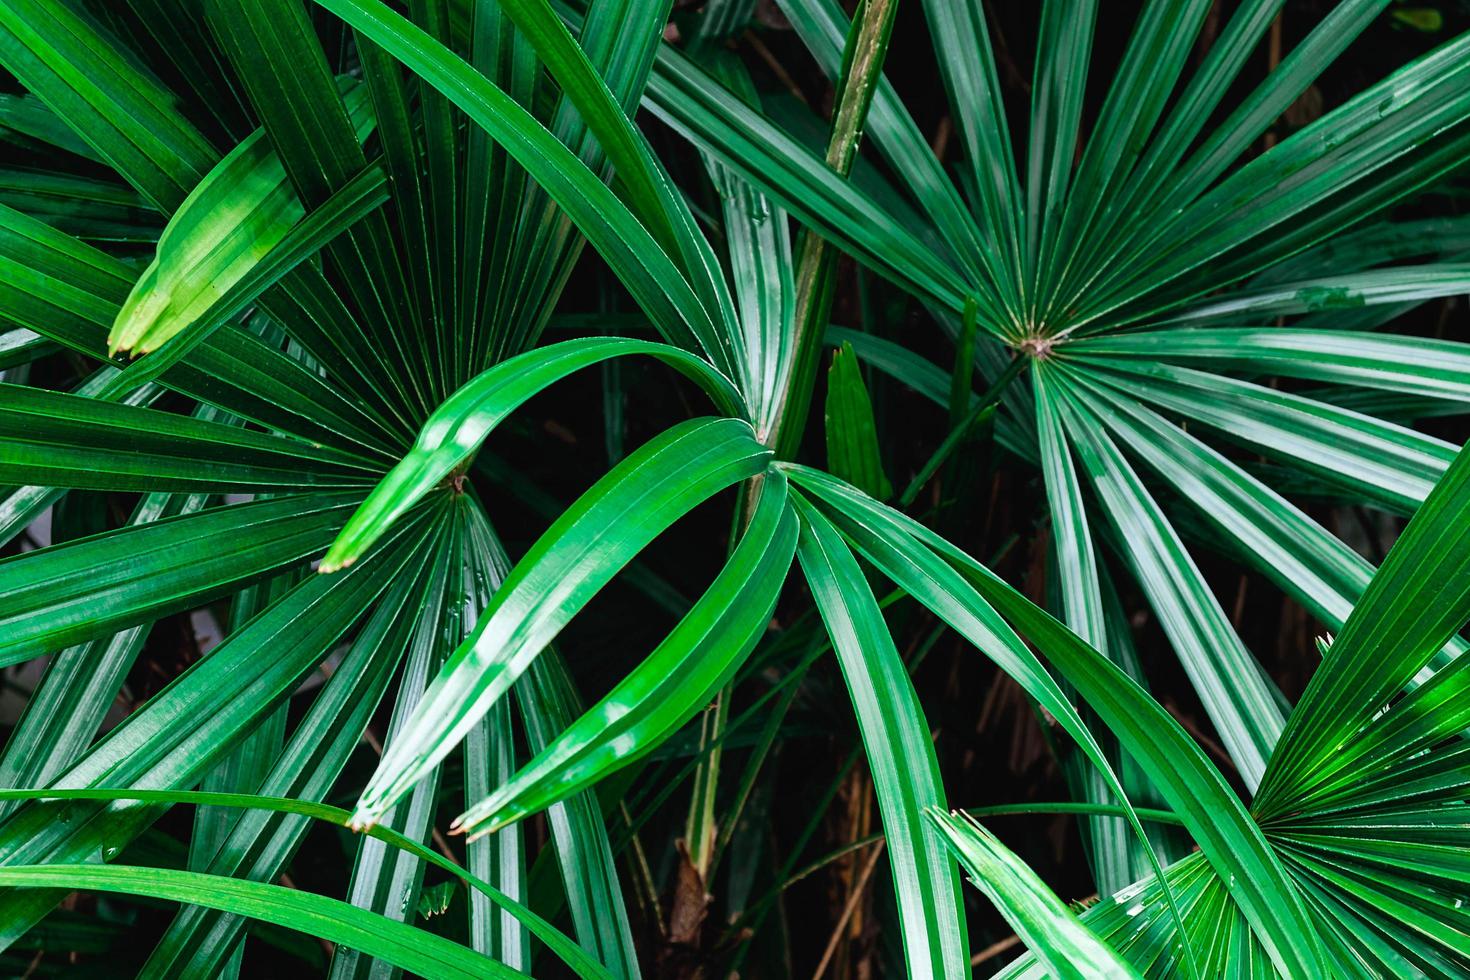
[765,0,902,462]
[900,352,1028,508]
[947,296,981,427]
[684,0,903,888]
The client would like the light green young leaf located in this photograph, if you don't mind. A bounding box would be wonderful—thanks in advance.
[351,417,770,827]
[112,164,390,397]
[927,808,1142,980]
[321,337,745,570]
[455,469,797,836]
[0,198,399,455]
[108,82,375,356]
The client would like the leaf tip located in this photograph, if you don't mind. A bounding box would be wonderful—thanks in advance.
[318,554,354,574]
[346,806,379,833]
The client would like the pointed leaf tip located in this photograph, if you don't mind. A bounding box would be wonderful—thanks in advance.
[825,341,893,499]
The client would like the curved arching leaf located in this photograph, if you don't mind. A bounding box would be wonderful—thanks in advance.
[322,338,746,569]
[0,787,609,980]
[783,464,1325,978]
[927,808,1141,980]
[350,417,770,827]
[793,497,970,980]
[785,461,1199,968]
[455,469,797,836]
[0,504,439,950]
[0,864,523,980]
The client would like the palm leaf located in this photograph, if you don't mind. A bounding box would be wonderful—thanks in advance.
[928,808,1141,980]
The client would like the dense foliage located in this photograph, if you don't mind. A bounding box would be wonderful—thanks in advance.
[1,0,1469,976]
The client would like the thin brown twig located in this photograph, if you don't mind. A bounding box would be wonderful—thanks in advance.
[980,0,1030,97]
[811,838,886,980]
[1164,701,1237,775]
[931,115,953,160]
[743,29,808,105]
[620,802,665,939]
[1231,574,1249,628]
[1196,0,1223,67]
[970,933,1022,967]
[280,871,337,958]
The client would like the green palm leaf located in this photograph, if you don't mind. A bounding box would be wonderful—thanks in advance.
[0,864,523,979]
[455,468,796,836]
[793,496,969,979]
[928,808,1141,980]
[350,417,770,826]
[0,1,1467,974]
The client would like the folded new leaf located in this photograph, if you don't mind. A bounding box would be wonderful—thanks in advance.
[107,81,374,356]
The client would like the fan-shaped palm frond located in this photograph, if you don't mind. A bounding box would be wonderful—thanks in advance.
[651,0,1470,899]
[0,0,1466,977]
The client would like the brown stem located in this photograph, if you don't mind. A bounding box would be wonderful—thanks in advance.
[810,837,886,980]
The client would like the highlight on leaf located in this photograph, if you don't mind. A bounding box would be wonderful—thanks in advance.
[107,81,376,357]
[927,807,1142,980]
[0,1,1468,976]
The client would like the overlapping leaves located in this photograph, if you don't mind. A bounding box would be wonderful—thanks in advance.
[0,1,1466,977]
